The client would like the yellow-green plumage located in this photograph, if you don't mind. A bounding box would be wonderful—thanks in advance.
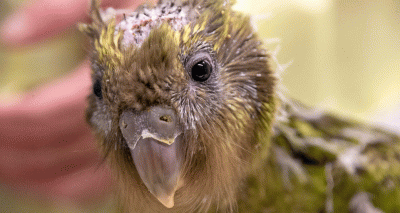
[81,0,400,212]
[241,99,400,212]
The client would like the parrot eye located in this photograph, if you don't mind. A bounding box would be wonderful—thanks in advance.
[191,60,212,82]
[93,79,103,99]
[187,52,213,82]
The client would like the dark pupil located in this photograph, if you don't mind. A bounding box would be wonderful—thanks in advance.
[191,60,211,82]
[93,79,102,99]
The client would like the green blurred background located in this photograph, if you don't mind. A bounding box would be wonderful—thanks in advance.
[0,0,399,212]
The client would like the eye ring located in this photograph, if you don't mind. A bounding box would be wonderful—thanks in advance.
[186,52,213,82]
[93,79,103,99]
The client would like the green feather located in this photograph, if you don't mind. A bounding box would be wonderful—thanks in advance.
[239,98,400,212]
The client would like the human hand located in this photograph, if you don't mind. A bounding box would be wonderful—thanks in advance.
[0,62,110,205]
[0,0,146,206]
[1,0,145,47]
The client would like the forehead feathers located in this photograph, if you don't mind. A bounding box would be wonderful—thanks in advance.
[117,1,190,47]
[79,0,236,67]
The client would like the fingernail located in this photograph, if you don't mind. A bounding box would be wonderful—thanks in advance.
[1,13,30,44]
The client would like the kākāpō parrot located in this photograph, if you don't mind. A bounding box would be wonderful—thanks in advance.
[80,0,400,212]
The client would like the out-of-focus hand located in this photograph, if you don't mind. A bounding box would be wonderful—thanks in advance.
[1,0,145,47]
[0,63,109,205]
[0,0,146,206]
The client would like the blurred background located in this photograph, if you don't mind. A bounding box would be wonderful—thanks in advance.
[234,0,400,132]
[0,0,399,212]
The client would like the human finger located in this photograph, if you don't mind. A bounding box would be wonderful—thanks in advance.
[0,61,91,149]
[0,0,146,47]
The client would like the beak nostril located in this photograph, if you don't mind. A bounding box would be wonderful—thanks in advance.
[159,115,172,123]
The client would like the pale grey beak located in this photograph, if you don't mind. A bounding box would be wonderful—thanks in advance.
[119,106,184,208]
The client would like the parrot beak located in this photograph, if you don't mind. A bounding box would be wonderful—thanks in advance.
[119,107,184,208]
[130,137,183,208]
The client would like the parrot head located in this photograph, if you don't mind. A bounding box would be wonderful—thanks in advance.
[82,0,276,211]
